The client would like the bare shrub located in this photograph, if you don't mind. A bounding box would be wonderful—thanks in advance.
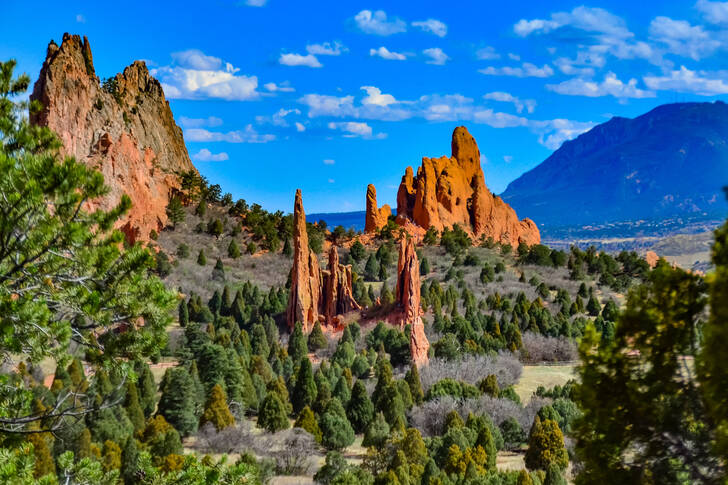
[419,352,522,392]
[196,422,317,475]
[520,332,577,363]
[408,396,459,436]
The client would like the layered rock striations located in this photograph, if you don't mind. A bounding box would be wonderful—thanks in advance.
[30,33,196,243]
[286,190,361,332]
[396,126,539,245]
[364,184,392,234]
[394,238,429,365]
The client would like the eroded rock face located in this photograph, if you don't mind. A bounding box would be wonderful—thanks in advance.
[364,184,392,234]
[394,238,429,365]
[645,250,659,268]
[30,33,196,243]
[321,246,362,328]
[286,190,322,332]
[396,126,540,246]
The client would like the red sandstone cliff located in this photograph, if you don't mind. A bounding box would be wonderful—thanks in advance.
[394,238,429,365]
[364,184,392,234]
[30,33,196,243]
[396,126,540,245]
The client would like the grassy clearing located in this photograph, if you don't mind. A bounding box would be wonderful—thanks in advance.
[514,364,577,403]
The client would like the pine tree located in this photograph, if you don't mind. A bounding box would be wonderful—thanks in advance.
[320,398,355,450]
[212,258,225,281]
[517,470,534,485]
[199,384,235,431]
[586,295,601,316]
[544,464,568,485]
[362,412,390,448]
[525,417,568,471]
[346,380,374,433]
[227,239,241,259]
[197,249,207,265]
[288,322,308,363]
[294,405,322,443]
[308,321,328,351]
[476,426,497,471]
[166,196,185,229]
[178,300,189,327]
[257,391,290,432]
[124,380,146,432]
[282,237,292,257]
[121,436,140,485]
[158,367,199,437]
[420,257,430,276]
[292,358,317,413]
[365,253,379,281]
[478,374,500,397]
[102,440,122,472]
[405,364,424,404]
[139,415,183,461]
[195,199,207,217]
[28,433,55,478]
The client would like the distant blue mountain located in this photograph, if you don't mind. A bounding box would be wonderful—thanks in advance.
[307,211,366,231]
[501,102,728,227]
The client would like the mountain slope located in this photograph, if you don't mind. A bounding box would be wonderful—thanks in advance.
[501,102,728,227]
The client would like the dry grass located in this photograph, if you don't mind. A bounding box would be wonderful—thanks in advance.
[496,451,525,471]
[514,364,577,403]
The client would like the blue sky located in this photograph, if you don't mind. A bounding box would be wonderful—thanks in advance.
[3,1,728,213]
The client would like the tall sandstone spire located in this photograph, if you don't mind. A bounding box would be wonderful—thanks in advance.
[30,33,197,243]
[396,126,539,245]
[364,184,392,234]
[394,238,429,366]
[321,246,361,328]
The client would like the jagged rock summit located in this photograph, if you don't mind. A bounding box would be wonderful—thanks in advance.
[30,33,196,243]
[392,126,540,245]
[286,189,360,332]
[365,184,392,233]
[394,238,429,365]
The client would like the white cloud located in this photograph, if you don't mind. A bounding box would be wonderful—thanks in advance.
[370,46,407,60]
[279,53,322,68]
[192,149,229,162]
[255,108,301,127]
[644,66,728,95]
[360,86,397,106]
[514,6,631,39]
[306,41,347,56]
[479,62,554,78]
[245,0,267,6]
[184,125,275,143]
[649,16,720,60]
[423,47,450,65]
[508,53,521,61]
[299,94,357,118]
[418,94,474,121]
[547,72,655,99]
[76,14,85,23]
[354,10,406,36]
[295,122,306,132]
[412,19,447,37]
[696,0,728,24]
[530,119,596,150]
[263,81,295,92]
[483,92,536,113]
[476,46,500,60]
[323,159,335,165]
[327,121,386,139]
[179,116,223,128]
[503,155,513,163]
[328,178,335,183]
[473,109,529,128]
[153,50,260,101]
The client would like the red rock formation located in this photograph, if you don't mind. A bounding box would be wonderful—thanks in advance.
[394,238,429,365]
[286,190,322,332]
[364,184,392,234]
[30,33,196,243]
[396,126,540,246]
[321,246,362,328]
[645,250,659,268]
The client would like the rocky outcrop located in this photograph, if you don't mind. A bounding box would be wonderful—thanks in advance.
[396,126,539,246]
[321,247,362,328]
[30,33,196,243]
[364,184,392,234]
[645,250,659,268]
[394,238,429,365]
[287,190,322,332]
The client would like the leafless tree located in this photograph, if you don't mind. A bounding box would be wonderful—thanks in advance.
[520,332,577,363]
[419,352,522,392]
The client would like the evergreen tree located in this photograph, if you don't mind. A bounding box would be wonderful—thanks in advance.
[544,464,568,485]
[292,358,317,413]
[404,364,424,404]
[586,295,601,316]
[158,367,199,437]
[350,240,366,263]
[517,470,534,485]
[346,380,374,433]
[333,376,351,405]
[165,196,185,229]
[121,436,140,485]
[420,257,430,276]
[476,426,497,471]
[139,415,183,461]
[124,380,146,432]
[197,249,207,265]
[294,405,322,443]
[478,374,500,397]
[364,253,379,281]
[195,199,207,217]
[227,239,241,259]
[28,433,55,478]
[288,322,308,363]
[102,440,122,472]
[199,384,235,431]
[362,412,390,448]
[282,237,292,257]
[308,321,328,351]
[257,391,290,432]
[178,300,189,327]
[320,398,355,450]
[212,258,225,281]
[525,417,568,471]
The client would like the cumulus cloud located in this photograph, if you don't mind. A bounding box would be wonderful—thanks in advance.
[412,19,447,37]
[76,14,85,23]
[483,92,536,113]
[295,122,306,132]
[279,53,322,68]
[360,86,397,106]
[696,0,728,25]
[503,155,513,163]
[476,46,500,60]
[423,47,450,65]
[192,149,229,162]
[508,53,521,61]
[255,108,301,127]
[479,63,554,78]
[323,159,335,165]
[328,121,386,139]
[370,46,407,60]
[547,72,655,99]
[648,16,720,60]
[354,10,406,35]
[245,0,267,6]
[299,94,357,118]
[531,119,596,150]
[263,81,295,92]
[644,66,728,95]
[473,109,529,128]
[179,116,223,128]
[306,41,347,56]
[153,50,260,101]
[184,125,275,143]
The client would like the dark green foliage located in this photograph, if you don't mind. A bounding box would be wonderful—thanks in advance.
[288,322,308,363]
[197,249,207,265]
[350,240,366,262]
[405,364,424,404]
[362,412,390,448]
[292,358,317,413]
[257,391,290,432]
[165,196,185,229]
[227,238,241,259]
[320,398,355,450]
[365,253,380,281]
[441,225,471,256]
[157,367,198,437]
[195,199,207,217]
[294,406,322,443]
[200,384,235,431]
[346,380,374,433]
[124,381,145,432]
[308,321,328,351]
[525,417,568,471]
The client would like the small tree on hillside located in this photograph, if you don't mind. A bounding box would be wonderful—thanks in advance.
[199,384,234,432]
[227,239,241,259]
[308,321,328,351]
[258,391,290,432]
[165,196,185,229]
[197,249,207,265]
[525,417,568,471]
[294,405,322,443]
